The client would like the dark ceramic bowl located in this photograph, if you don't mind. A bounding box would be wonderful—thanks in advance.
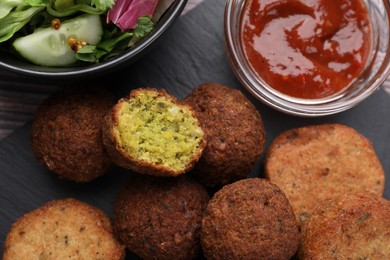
[0,0,188,80]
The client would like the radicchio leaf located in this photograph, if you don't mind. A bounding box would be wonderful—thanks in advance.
[107,0,134,24]
[107,0,159,30]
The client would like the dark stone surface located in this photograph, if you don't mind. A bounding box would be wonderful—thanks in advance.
[0,0,389,258]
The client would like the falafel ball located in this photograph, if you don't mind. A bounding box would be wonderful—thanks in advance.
[103,88,206,177]
[31,86,116,182]
[113,175,209,260]
[3,198,125,259]
[299,193,390,259]
[201,178,299,260]
[265,124,385,226]
[183,83,266,187]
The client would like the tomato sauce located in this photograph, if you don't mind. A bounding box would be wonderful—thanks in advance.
[241,0,372,99]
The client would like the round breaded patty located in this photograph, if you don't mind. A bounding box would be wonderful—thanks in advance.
[183,83,266,187]
[299,193,390,259]
[103,88,206,177]
[113,175,209,260]
[3,198,125,259]
[201,178,299,260]
[265,124,385,225]
[31,86,116,182]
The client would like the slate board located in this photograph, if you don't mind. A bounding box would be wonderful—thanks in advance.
[1,0,389,257]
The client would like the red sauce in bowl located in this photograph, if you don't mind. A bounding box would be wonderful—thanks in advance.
[241,0,372,99]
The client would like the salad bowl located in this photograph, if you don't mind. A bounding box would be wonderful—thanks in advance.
[0,0,188,80]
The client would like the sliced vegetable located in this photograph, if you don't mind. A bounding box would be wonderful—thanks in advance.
[13,14,103,66]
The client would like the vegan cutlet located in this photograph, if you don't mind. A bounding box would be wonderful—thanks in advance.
[299,193,390,259]
[3,198,125,259]
[265,123,385,225]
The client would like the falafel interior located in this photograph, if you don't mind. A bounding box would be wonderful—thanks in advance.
[113,90,204,171]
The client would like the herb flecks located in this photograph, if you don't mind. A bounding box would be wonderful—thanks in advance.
[358,211,371,223]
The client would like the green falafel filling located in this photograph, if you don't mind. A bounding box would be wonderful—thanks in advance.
[113,91,204,171]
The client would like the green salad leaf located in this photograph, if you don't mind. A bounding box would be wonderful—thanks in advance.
[0,0,47,43]
[75,45,100,62]
[53,0,75,10]
[76,32,132,62]
[47,0,114,17]
[91,0,115,10]
[0,0,23,19]
[133,16,154,38]
[0,5,45,43]
[0,0,46,19]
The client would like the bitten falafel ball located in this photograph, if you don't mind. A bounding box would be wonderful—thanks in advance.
[299,193,390,259]
[113,175,209,260]
[201,178,299,260]
[103,88,206,177]
[31,86,116,182]
[3,198,125,259]
[183,83,266,187]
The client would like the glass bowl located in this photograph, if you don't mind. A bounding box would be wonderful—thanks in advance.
[224,0,390,117]
[0,0,188,80]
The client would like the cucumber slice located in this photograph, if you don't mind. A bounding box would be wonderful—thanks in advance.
[13,14,103,67]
